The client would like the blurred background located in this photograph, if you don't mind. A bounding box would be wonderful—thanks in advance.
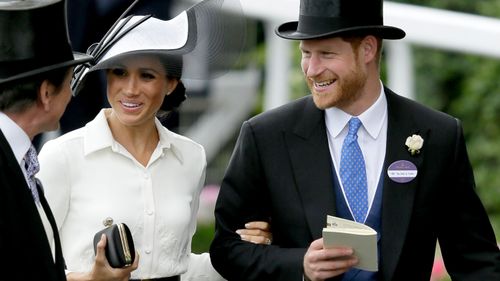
[40,1,500,280]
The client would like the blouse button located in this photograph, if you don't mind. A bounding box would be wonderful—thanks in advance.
[145,250,151,254]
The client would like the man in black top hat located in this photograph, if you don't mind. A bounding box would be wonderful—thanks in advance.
[210,0,500,280]
[0,1,92,280]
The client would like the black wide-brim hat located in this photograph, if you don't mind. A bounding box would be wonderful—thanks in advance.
[0,0,93,86]
[276,0,405,40]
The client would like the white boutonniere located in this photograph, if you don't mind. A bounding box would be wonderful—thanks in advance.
[405,134,424,156]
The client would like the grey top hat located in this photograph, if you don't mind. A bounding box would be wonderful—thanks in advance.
[275,0,405,40]
[0,0,93,86]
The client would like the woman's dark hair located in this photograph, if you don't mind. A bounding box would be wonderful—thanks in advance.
[0,67,70,113]
[161,79,186,111]
[158,54,186,111]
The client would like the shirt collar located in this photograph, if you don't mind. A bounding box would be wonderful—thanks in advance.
[325,82,387,139]
[83,109,183,163]
[155,117,184,164]
[0,111,32,164]
[83,109,115,154]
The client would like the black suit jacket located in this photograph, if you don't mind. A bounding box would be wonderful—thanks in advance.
[0,130,66,281]
[210,89,500,281]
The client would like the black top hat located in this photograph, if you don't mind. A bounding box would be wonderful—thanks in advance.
[0,0,93,86]
[276,0,405,40]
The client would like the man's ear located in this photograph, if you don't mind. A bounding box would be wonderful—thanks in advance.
[38,80,53,111]
[361,35,378,64]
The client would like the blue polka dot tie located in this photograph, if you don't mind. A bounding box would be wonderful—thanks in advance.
[24,145,40,204]
[340,117,368,223]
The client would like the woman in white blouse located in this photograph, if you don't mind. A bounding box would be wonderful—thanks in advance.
[37,1,271,280]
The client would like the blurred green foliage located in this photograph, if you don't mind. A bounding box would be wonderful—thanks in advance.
[393,0,500,237]
[414,48,500,234]
[192,223,215,253]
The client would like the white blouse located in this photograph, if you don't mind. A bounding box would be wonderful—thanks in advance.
[38,109,223,280]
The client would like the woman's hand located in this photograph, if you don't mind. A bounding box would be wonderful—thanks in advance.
[236,221,273,245]
[67,234,139,281]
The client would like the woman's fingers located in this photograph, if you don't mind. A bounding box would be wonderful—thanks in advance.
[237,221,273,245]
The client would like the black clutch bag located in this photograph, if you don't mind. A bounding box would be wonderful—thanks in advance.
[93,223,135,268]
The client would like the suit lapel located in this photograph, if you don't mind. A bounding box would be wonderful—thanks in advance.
[0,130,63,279]
[0,130,25,182]
[36,179,65,272]
[285,97,336,239]
[0,130,41,215]
[381,89,428,280]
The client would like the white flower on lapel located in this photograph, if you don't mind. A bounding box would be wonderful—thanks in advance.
[405,134,424,156]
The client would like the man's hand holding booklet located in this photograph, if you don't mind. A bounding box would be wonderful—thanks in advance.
[322,215,378,271]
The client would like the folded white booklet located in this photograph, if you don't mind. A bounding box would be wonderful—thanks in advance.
[322,215,378,271]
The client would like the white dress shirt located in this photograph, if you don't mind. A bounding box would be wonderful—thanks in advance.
[324,84,388,222]
[38,109,223,280]
[0,111,55,261]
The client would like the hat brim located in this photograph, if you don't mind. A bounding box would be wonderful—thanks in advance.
[71,13,195,96]
[95,13,195,66]
[91,49,186,78]
[72,0,246,96]
[275,21,406,40]
[0,52,93,86]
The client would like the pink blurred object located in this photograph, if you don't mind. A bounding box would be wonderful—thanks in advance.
[197,185,221,224]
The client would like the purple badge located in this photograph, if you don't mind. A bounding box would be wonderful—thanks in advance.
[387,160,417,183]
